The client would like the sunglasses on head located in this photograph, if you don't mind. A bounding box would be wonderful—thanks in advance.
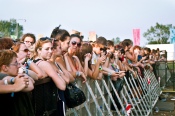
[71,41,81,47]
[40,37,51,41]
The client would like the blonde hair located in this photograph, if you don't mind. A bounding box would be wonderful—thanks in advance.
[33,38,52,58]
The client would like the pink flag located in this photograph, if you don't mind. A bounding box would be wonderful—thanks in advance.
[133,29,140,45]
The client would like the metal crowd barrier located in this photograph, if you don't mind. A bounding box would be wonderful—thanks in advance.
[32,69,161,116]
[155,60,175,91]
[65,69,161,116]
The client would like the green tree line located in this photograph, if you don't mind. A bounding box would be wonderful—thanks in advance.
[0,19,23,39]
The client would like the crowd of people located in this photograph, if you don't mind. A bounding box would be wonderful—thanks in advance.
[0,26,166,116]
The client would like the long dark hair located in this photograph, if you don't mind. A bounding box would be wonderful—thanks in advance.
[50,25,70,42]
[76,43,92,70]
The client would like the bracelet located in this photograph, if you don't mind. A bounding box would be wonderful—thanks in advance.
[58,73,61,76]
[99,66,103,70]
[27,59,32,68]
[76,71,81,77]
[108,72,111,77]
[10,77,15,97]
[4,79,8,85]
[10,77,15,84]
[21,67,26,73]
[25,69,28,75]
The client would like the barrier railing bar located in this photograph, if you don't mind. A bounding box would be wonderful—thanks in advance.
[101,78,122,115]
[108,78,128,116]
[123,85,139,116]
[85,82,103,116]
[130,74,149,112]
[123,76,143,116]
[127,76,147,115]
[95,80,113,116]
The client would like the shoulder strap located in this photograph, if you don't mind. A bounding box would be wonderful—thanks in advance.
[33,59,42,63]
[55,62,63,73]
[33,59,43,65]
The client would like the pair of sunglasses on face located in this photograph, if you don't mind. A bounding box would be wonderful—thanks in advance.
[71,41,81,47]
[100,47,110,51]
[40,37,81,47]
[100,47,107,51]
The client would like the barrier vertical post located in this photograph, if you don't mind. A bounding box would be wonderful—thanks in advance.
[148,77,152,116]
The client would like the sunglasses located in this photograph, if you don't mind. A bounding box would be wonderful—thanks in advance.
[21,49,29,53]
[100,47,107,51]
[40,37,52,41]
[40,37,58,45]
[71,41,81,47]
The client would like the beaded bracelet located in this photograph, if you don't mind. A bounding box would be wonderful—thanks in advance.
[99,66,103,70]
[27,59,32,68]
[10,77,15,84]
[108,72,111,77]
[4,79,8,85]
[25,69,28,75]
[76,71,81,77]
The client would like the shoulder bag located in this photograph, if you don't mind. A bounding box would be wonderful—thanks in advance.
[64,83,86,108]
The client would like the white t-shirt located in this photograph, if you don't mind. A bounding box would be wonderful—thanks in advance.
[91,51,99,64]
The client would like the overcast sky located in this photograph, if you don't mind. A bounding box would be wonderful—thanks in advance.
[1,0,175,46]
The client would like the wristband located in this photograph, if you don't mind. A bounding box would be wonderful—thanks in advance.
[25,69,28,75]
[108,72,111,77]
[27,59,32,68]
[76,71,81,77]
[11,92,14,97]
[10,77,15,84]
[4,79,8,85]
[99,66,103,70]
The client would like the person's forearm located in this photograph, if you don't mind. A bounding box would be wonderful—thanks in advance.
[84,60,89,77]
[27,69,38,80]
[139,58,144,63]
[149,60,155,64]
[135,54,138,62]
[0,85,18,93]
[29,62,44,79]
[92,61,101,79]
[118,61,124,71]
[104,57,110,67]
[60,74,69,84]
[102,66,116,74]
[64,55,73,71]
[0,80,4,85]
[62,69,72,83]
[59,63,74,82]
